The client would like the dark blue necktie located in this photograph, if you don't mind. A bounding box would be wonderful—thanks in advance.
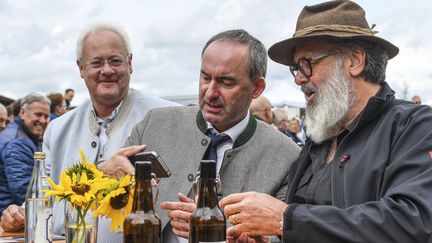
[206,132,231,162]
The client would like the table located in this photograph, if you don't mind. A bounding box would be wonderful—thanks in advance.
[0,227,64,242]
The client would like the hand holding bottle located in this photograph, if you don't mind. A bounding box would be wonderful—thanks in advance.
[159,192,195,238]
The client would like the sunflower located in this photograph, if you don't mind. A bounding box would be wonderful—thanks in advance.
[44,150,112,208]
[45,171,108,208]
[95,175,134,232]
[45,171,74,201]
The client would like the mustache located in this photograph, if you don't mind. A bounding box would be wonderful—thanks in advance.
[202,97,224,107]
[301,83,317,94]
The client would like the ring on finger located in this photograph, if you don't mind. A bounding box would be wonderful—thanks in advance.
[231,214,239,224]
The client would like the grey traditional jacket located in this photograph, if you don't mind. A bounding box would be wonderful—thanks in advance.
[283,82,432,242]
[43,89,177,238]
[125,106,301,228]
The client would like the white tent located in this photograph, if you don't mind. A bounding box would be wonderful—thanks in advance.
[264,82,306,108]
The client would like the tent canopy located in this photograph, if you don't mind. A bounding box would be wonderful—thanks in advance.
[264,82,306,108]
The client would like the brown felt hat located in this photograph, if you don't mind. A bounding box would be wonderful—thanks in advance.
[268,0,399,66]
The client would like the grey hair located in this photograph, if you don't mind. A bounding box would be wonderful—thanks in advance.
[201,29,267,81]
[331,39,388,84]
[76,23,132,60]
[0,103,6,113]
[21,92,51,112]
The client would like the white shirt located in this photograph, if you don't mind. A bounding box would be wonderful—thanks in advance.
[206,112,250,174]
[91,101,122,163]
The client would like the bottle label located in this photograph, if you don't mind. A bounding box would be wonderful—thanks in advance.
[35,206,53,243]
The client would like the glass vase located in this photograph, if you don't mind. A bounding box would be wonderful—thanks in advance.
[64,202,98,243]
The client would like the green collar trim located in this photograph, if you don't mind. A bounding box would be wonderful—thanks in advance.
[196,110,208,133]
[253,114,264,122]
[196,110,257,148]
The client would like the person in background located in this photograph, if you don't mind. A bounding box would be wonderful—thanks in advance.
[6,99,21,123]
[63,88,75,110]
[0,23,177,240]
[272,107,289,133]
[0,103,7,132]
[47,92,67,120]
[0,93,50,230]
[411,95,421,105]
[98,29,300,242]
[285,117,304,146]
[249,95,273,124]
[219,1,432,242]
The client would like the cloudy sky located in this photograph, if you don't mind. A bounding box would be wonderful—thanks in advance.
[1,0,431,107]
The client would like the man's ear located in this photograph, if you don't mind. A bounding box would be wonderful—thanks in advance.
[76,59,85,79]
[348,49,366,77]
[128,53,133,74]
[19,107,25,120]
[252,77,266,99]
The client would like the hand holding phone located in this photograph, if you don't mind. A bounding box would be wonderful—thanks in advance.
[129,151,171,178]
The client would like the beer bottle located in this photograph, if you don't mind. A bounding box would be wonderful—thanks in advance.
[124,161,161,243]
[25,152,53,243]
[189,160,226,243]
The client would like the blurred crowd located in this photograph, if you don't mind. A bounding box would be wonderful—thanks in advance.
[0,89,75,133]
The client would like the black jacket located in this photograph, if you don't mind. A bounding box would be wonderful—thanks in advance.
[283,83,432,242]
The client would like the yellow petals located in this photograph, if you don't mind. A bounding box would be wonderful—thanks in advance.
[45,150,134,233]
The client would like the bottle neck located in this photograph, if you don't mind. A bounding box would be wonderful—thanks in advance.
[132,178,154,212]
[196,177,218,208]
[26,158,49,199]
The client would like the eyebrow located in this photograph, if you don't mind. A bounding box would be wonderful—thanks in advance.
[201,69,236,81]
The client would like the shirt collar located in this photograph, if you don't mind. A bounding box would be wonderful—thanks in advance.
[91,100,123,124]
[206,112,250,143]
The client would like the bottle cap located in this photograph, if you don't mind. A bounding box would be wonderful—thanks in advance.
[135,161,152,180]
[200,160,216,179]
[34,152,46,160]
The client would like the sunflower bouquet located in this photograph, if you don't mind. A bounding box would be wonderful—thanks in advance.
[44,150,134,236]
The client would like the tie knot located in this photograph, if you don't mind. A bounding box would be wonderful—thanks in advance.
[209,133,231,148]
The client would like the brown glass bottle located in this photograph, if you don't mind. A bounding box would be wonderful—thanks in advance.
[124,161,161,243]
[189,160,226,243]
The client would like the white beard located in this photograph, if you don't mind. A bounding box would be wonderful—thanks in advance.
[304,57,353,143]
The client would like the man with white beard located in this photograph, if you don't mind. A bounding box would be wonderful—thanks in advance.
[219,1,432,242]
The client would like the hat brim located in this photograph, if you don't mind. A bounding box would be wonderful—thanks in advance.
[268,33,399,66]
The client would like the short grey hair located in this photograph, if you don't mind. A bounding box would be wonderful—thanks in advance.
[331,39,388,85]
[76,23,132,60]
[0,103,6,114]
[201,29,267,82]
[21,92,51,112]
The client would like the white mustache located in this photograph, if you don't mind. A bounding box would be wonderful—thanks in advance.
[301,83,317,94]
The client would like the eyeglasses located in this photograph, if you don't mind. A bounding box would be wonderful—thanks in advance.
[289,52,335,78]
[83,56,129,69]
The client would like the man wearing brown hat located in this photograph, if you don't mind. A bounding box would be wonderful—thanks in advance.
[219,1,432,242]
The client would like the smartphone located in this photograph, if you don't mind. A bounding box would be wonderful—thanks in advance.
[129,151,171,178]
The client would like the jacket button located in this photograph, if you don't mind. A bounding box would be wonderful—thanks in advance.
[91,141,97,148]
[188,173,195,182]
[201,139,208,146]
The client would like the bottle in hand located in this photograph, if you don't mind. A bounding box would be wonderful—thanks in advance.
[189,160,226,243]
[124,161,161,243]
[25,152,53,243]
